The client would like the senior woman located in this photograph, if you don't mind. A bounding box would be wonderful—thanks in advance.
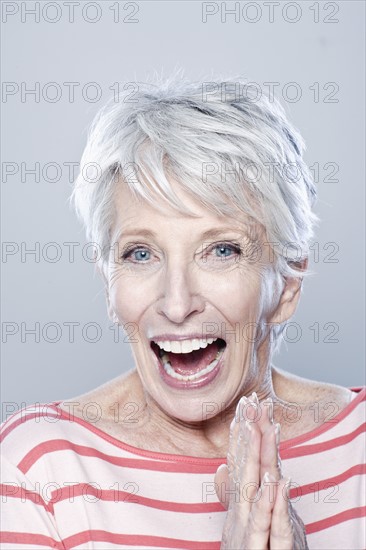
[1,74,365,550]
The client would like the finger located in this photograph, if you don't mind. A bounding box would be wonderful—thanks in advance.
[260,421,282,482]
[254,396,282,481]
[235,394,281,486]
[226,396,262,519]
[236,407,261,516]
[228,395,258,476]
[226,399,245,473]
[245,471,276,549]
[214,463,230,510]
[270,477,294,550]
[255,396,274,433]
[216,395,252,511]
[246,394,276,450]
[240,392,262,424]
[224,399,251,514]
[219,399,262,549]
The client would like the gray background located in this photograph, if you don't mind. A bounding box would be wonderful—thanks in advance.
[1,1,365,421]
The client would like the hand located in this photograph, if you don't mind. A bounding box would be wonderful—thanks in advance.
[215,394,308,550]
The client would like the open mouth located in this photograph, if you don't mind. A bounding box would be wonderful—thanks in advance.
[150,338,227,382]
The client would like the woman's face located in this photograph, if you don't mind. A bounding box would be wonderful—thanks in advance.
[106,179,280,423]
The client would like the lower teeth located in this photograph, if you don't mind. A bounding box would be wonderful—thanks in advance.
[161,348,224,381]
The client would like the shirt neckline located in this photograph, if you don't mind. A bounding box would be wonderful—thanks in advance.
[49,386,365,464]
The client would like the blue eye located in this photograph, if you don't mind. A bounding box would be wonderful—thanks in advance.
[134,249,150,261]
[213,243,241,259]
[120,242,241,265]
[122,247,151,262]
[215,245,234,257]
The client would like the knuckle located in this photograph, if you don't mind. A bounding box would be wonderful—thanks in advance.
[248,505,271,533]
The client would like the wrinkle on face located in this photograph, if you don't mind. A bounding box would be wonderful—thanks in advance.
[103,177,284,437]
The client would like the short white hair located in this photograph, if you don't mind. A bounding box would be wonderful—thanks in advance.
[69,68,319,355]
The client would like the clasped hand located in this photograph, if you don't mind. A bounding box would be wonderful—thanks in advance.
[215,393,308,550]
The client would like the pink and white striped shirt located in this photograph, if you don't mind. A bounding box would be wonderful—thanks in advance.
[1,387,365,549]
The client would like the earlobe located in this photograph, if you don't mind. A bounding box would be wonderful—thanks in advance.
[269,276,303,325]
[96,263,115,322]
[270,257,308,325]
[96,262,108,287]
[105,288,116,323]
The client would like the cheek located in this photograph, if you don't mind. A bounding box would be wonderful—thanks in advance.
[108,266,263,325]
[109,280,149,323]
[210,271,263,319]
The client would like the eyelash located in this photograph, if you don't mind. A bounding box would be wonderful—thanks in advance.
[120,242,242,263]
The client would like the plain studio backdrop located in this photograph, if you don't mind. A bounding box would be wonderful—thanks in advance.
[1,1,365,421]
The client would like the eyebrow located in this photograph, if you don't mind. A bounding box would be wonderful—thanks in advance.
[113,227,249,241]
[115,229,157,240]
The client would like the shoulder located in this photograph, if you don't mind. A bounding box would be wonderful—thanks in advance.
[272,366,364,434]
[1,402,70,469]
[272,365,357,405]
[56,370,140,423]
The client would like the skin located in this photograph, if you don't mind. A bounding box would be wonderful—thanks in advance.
[216,394,308,548]
[102,179,310,439]
[59,178,353,548]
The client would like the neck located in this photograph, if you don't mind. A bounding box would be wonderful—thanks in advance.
[134,340,280,457]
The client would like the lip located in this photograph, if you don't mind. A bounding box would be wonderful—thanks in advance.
[150,333,223,343]
[150,339,226,390]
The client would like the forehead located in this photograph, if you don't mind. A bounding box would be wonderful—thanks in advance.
[112,182,263,246]
[111,176,263,241]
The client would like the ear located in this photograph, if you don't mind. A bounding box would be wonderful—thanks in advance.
[269,258,308,325]
[104,287,116,324]
[96,263,116,324]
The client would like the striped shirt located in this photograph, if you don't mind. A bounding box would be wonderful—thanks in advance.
[1,387,365,549]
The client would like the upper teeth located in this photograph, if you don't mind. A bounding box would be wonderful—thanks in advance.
[154,337,218,354]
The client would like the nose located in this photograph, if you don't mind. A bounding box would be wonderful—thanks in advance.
[156,262,205,324]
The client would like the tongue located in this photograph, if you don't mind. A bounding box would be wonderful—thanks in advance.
[167,340,221,376]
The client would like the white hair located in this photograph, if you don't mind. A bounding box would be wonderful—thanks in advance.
[69,68,319,356]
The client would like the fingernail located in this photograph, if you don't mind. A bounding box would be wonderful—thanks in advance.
[277,456,282,472]
[240,396,257,422]
[266,398,274,423]
[275,423,281,446]
[230,417,236,431]
[251,391,259,405]
[262,471,270,484]
[236,395,249,415]
[244,419,252,439]
[285,477,292,499]
[237,395,255,424]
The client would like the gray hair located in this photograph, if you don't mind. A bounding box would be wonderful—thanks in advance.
[69,68,319,355]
